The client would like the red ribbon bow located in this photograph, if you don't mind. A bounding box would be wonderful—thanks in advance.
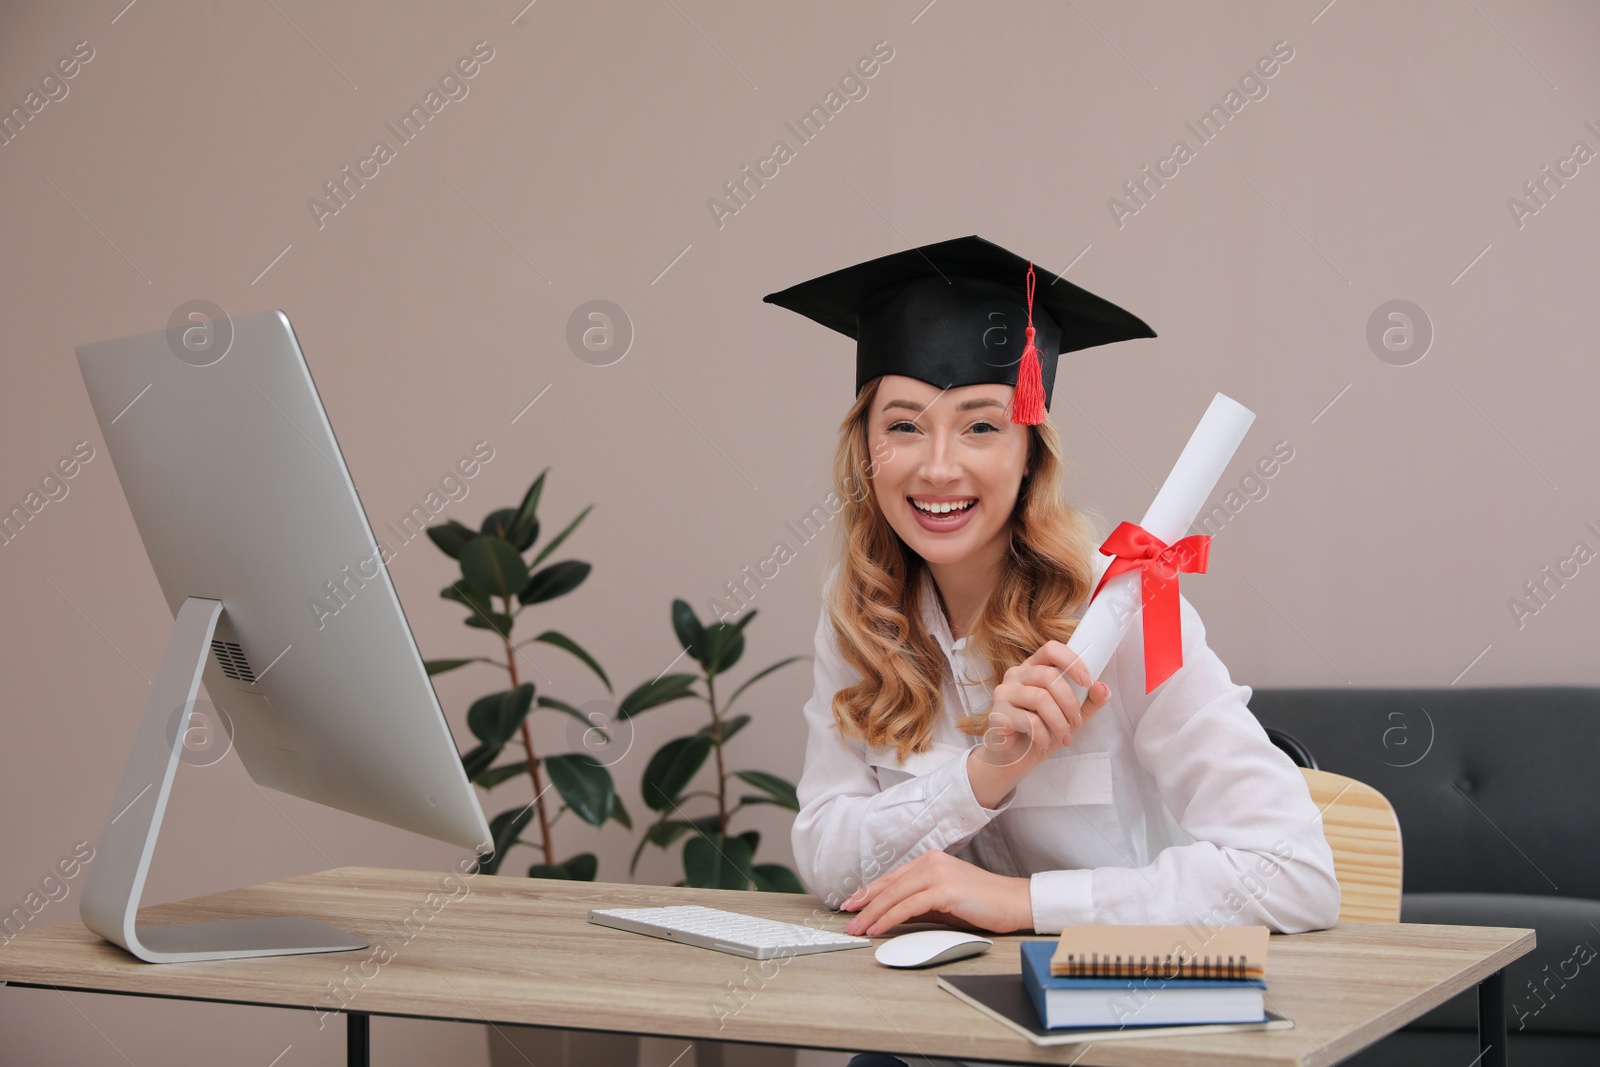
[1089,522,1211,693]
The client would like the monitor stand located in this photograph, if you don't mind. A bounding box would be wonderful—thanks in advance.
[79,596,368,963]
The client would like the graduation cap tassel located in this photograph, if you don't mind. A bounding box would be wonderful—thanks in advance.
[1008,261,1047,425]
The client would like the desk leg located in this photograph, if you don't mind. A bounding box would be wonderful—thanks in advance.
[348,1011,370,1067]
[1477,968,1506,1067]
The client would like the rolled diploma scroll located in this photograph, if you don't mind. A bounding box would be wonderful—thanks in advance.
[1064,392,1256,704]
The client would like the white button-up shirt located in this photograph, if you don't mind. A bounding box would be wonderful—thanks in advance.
[791,560,1341,935]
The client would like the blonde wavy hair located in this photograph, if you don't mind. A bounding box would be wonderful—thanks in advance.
[825,376,1102,760]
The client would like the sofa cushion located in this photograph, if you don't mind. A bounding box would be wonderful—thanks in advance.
[1400,892,1600,1035]
[1341,1029,1600,1067]
[1248,687,1600,900]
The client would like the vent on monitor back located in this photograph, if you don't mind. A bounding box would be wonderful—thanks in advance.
[211,640,256,683]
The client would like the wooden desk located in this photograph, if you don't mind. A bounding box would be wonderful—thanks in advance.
[0,867,1534,1067]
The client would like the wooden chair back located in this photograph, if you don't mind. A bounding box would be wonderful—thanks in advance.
[1300,767,1403,923]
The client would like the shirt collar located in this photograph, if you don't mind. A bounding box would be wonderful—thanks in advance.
[917,570,969,654]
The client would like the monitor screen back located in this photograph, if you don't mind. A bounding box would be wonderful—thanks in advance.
[75,309,490,852]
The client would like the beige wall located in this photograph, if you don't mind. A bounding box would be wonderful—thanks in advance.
[3,1,1597,1063]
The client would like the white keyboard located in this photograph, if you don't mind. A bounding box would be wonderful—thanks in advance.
[587,905,871,960]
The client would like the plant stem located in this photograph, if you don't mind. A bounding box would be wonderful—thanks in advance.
[504,598,554,866]
[708,672,728,836]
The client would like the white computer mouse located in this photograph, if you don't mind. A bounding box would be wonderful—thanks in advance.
[873,929,994,968]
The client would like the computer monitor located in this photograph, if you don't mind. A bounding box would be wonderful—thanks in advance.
[73,309,491,963]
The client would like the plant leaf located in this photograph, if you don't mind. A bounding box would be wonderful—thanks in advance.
[733,770,799,810]
[610,793,632,830]
[528,851,597,881]
[684,832,755,890]
[511,470,548,551]
[480,508,519,540]
[751,863,805,893]
[527,630,610,691]
[701,621,745,677]
[464,611,514,636]
[628,815,719,874]
[641,734,714,811]
[630,819,688,875]
[736,794,796,809]
[460,536,531,600]
[426,520,478,559]
[461,743,503,783]
[535,695,608,741]
[425,657,494,676]
[724,656,807,712]
[698,713,749,745]
[544,753,614,827]
[467,683,536,747]
[441,579,492,617]
[564,853,600,880]
[671,599,708,667]
[519,560,591,605]
[479,805,535,876]
[528,504,593,570]
[618,673,698,719]
[475,759,529,789]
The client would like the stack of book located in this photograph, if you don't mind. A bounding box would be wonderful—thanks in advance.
[938,924,1295,1047]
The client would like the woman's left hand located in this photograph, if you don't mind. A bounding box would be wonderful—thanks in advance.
[840,850,1032,937]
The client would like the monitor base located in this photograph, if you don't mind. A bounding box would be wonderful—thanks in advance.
[78,596,368,963]
[131,917,367,963]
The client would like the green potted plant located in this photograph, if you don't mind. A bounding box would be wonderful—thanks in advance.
[630,600,807,891]
[423,470,625,879]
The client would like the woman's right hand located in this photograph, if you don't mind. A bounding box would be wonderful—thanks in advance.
[967,641,1110,809]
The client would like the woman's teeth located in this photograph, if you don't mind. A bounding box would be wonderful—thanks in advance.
[910,498,975,515]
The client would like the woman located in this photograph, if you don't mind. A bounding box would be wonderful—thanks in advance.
[765,236,1340,949]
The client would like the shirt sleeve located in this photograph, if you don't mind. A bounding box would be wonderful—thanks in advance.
[790,606,1017,909]
[1029,592,1342,935]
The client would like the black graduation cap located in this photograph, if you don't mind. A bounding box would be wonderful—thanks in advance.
[763,235,1155,424]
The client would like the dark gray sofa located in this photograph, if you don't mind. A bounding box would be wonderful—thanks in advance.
[1249,687,1600,1066]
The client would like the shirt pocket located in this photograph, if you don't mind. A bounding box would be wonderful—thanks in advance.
[864,740,966,788]
[1007,749,1114,808]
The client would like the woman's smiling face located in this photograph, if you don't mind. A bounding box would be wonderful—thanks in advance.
[867,374,1030,568]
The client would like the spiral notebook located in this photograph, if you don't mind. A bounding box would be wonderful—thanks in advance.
[1053,924,1270,980]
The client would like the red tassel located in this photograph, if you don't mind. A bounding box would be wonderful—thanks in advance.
[1008,262,1046,425]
